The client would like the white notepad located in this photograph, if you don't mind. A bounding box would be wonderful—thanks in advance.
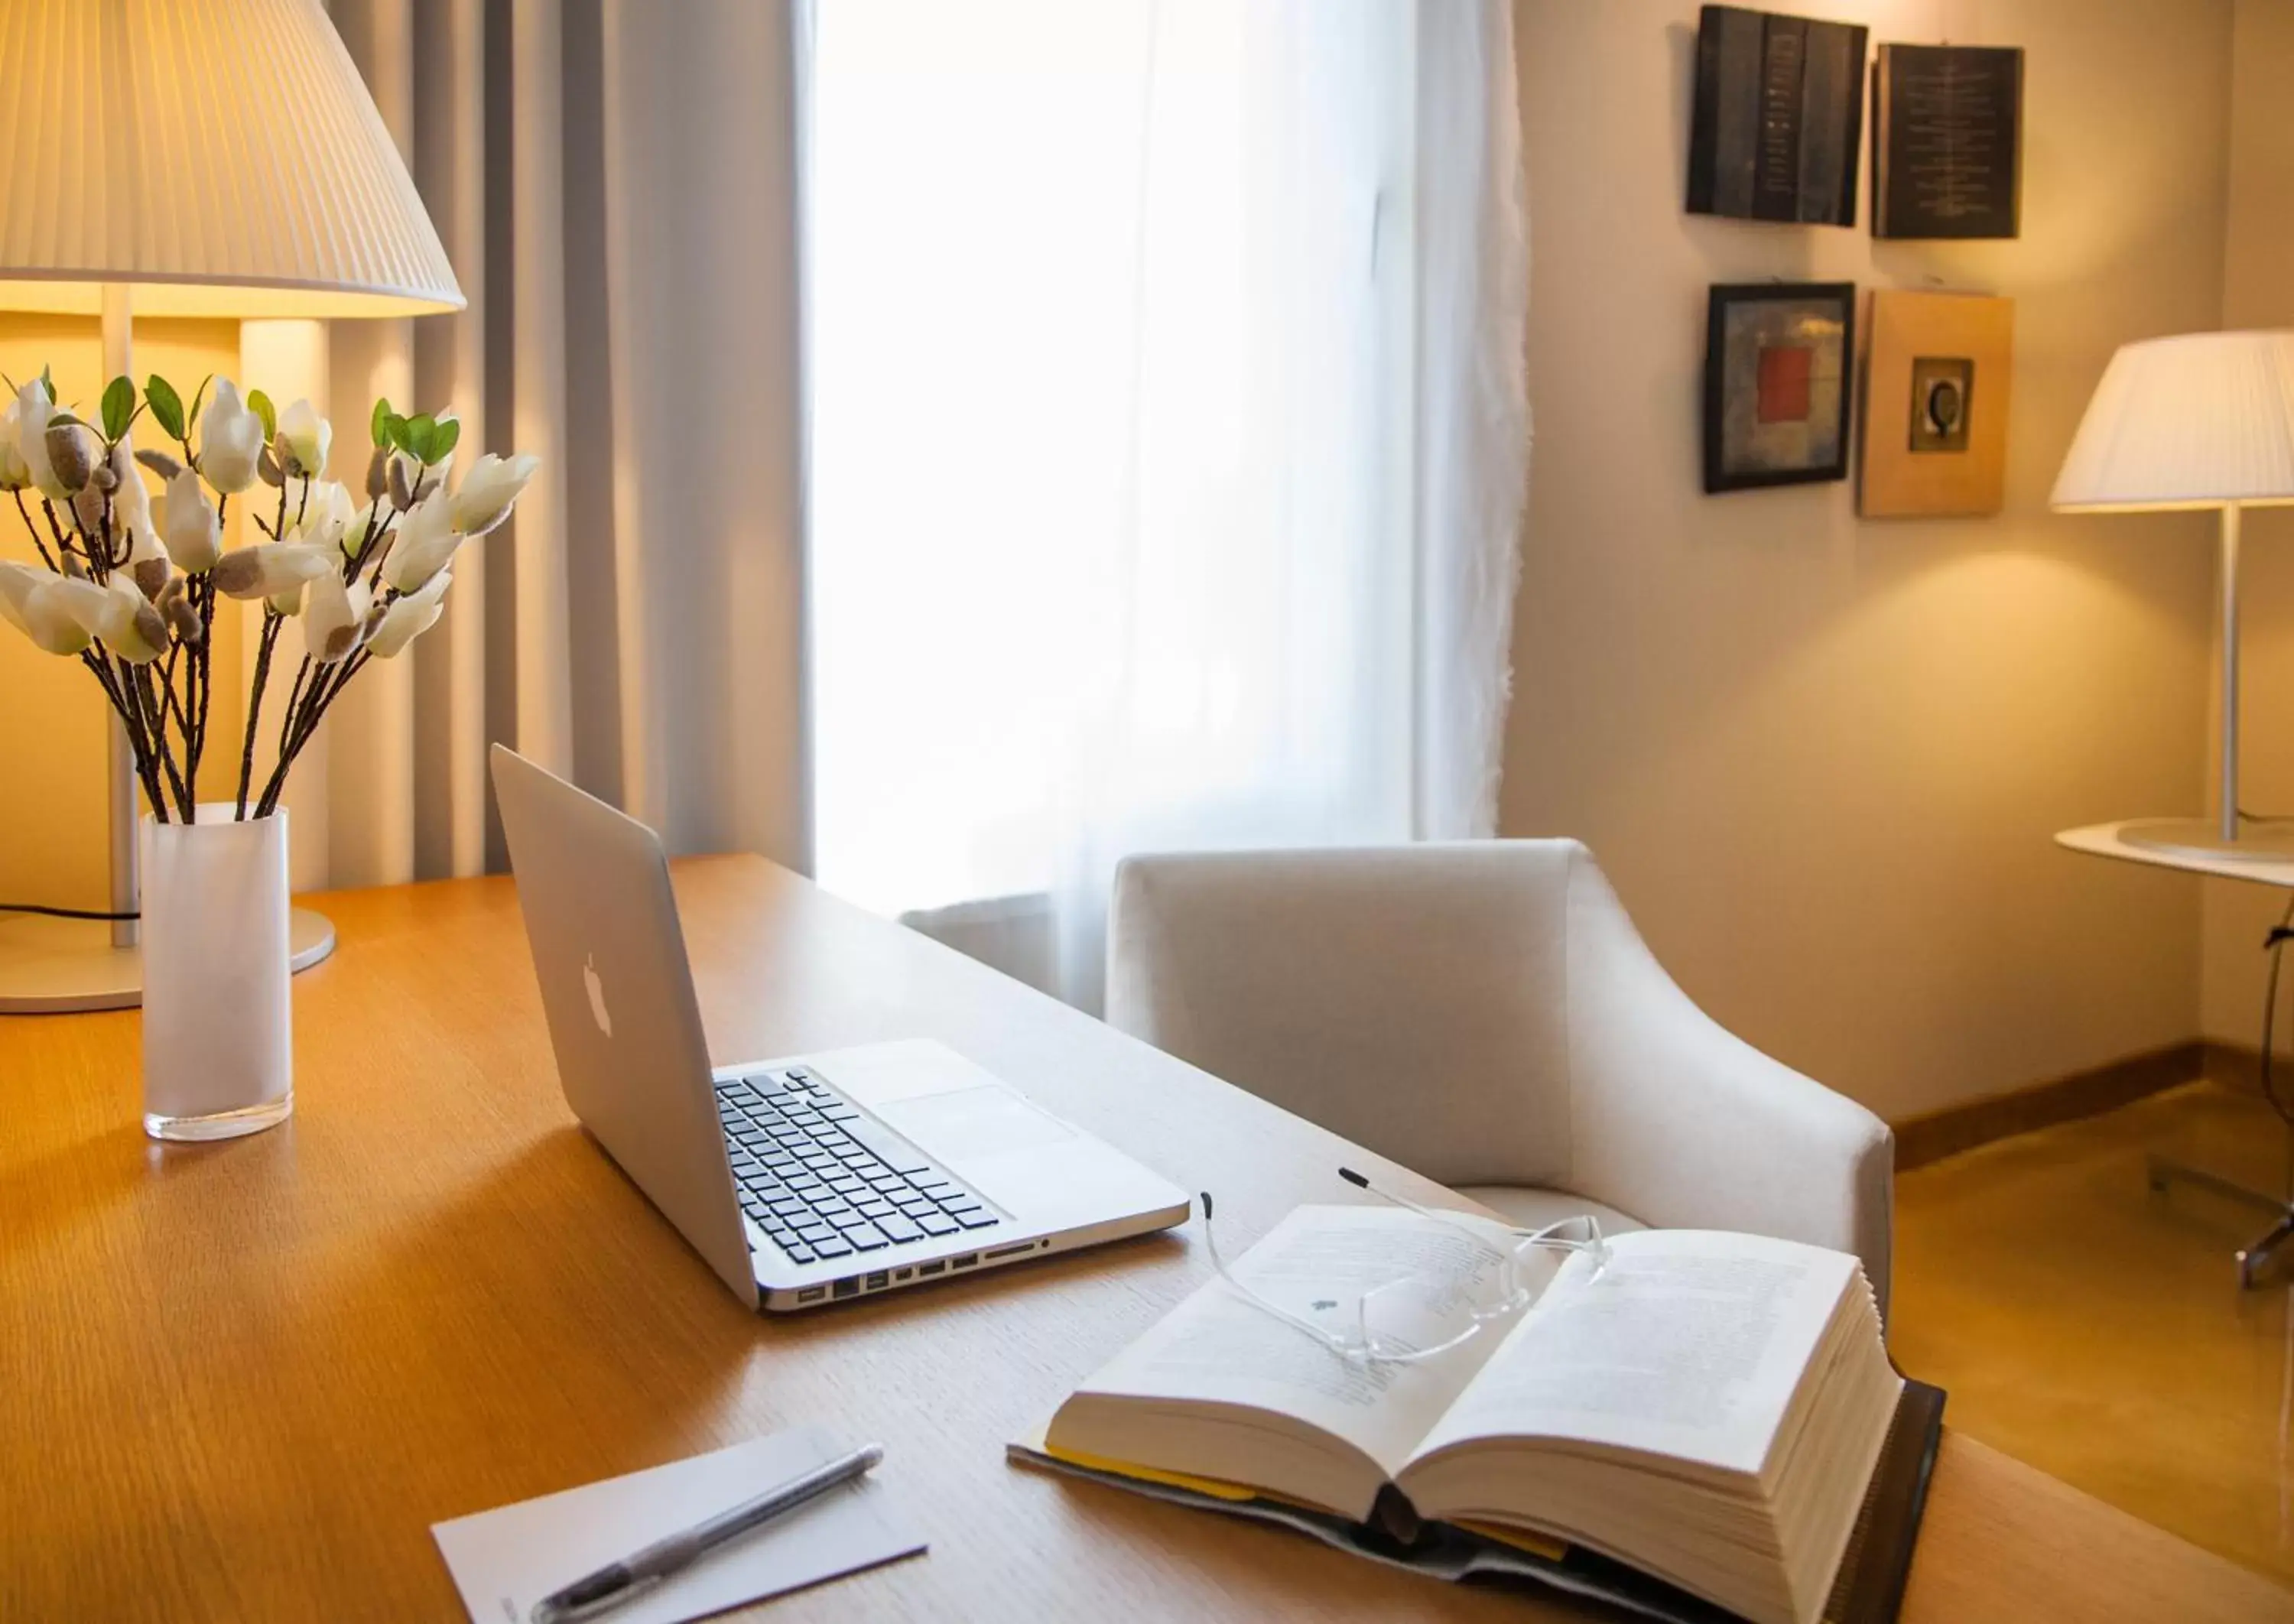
[431,1426,927,1624]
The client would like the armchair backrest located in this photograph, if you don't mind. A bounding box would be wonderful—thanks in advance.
[1106,841,1585,1187]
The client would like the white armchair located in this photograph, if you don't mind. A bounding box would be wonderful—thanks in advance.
[1106,840,1895,1319]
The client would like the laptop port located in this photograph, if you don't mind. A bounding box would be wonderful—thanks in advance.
[796,1288,826,1304]
[895,1268,913,1281]
[919,1261,945,1277]
[866,1271,889,1291]
[983,1242,1037,1261]
[831,1278,860,1299]
[952,1253,979,1269]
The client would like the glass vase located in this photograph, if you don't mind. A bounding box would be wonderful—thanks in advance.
[140,806,294,1141]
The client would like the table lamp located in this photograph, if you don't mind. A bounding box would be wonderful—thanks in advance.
[2052,330,2294,862]
[0,0,463,1012]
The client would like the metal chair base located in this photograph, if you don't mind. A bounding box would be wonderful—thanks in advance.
[2147,1153,2294,1289]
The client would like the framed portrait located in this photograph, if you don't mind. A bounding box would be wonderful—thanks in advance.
[1858,289,2013,518]
[1702,282,1856,493]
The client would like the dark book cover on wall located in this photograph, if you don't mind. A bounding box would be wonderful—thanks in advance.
[1873,44,2023,239]
[1687,5,1868,226]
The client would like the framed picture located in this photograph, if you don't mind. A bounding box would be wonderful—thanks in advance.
[1872,44,2023,239]
[1858,289,2014,518]
[1702,282,1856,493]
[1687,6,1869,227]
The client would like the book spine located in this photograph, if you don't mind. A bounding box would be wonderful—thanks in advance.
[1700,5,1764,218]
[1686,5,1724,213]
[1752,15,1808,222]
[1794,22,1864,225]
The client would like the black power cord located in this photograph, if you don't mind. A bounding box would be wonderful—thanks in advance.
[0,901,139,922]
[2260,895,2294,1200]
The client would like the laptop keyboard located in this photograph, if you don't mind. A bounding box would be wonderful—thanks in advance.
[715,1067,1002,1266]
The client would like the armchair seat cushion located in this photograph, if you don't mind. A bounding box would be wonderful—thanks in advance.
[1455,1186,1646,1238]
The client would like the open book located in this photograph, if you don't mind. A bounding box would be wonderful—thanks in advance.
[1021,1207,1907,1624]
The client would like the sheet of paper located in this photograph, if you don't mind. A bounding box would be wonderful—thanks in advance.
[431,1426,925,1624]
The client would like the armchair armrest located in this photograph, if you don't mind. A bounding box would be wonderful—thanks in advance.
[1561,857,1895,1319]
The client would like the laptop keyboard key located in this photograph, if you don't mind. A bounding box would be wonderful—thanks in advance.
[954,1210,999,1229]
[877,1213,924,1244]
[916,1212,958,1236]
[840,1223,891,1251]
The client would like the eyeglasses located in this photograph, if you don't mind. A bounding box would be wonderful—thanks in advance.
[1199,1168,1610,1366]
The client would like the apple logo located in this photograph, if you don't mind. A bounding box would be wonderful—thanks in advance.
[583,952,612,1038]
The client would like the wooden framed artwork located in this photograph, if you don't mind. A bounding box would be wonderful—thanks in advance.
[1687,5,1869,226]
[1702,282,1856,494]
[1872,44,2024,239]
[1858,289,2014,517]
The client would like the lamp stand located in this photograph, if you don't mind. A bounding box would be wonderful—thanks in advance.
[0,284,336,1015]
[2119,503,2294,862]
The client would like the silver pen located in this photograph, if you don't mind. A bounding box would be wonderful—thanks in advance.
[529,1442,887,1624]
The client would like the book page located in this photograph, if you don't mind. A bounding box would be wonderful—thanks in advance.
[1412,1230,1857,1476]
[1067,1206,1554,1481]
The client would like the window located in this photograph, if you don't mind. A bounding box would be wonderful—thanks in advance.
[807,1,1423,944]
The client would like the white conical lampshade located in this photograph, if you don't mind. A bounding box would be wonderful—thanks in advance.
[2052,330,2294,512]
[0,0,463,319]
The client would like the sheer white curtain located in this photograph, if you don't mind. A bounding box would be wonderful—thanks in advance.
[276,0,808,892]
[808,0,1526,1009]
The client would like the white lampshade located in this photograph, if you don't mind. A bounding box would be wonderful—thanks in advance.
[0,0,463,318]
[2052,330,2294,512]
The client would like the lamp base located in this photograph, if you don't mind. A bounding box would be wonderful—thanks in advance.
[0,908,339,1014]
[2114,817,2294,863]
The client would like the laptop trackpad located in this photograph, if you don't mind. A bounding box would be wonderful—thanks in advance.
[879,1086,1077,1164]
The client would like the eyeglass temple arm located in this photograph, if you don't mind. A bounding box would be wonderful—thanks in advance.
[1339,1165,1464,1228]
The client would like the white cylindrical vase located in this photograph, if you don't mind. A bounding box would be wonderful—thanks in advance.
[140,807,294,1141]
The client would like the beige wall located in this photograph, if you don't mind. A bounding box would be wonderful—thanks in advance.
[1503,0,2234,1120]
[2201,0,2294,1056]
[0,317,245,910]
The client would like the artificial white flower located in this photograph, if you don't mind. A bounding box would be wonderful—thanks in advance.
[0,396,31,491]
[365,570,452,659]
[43,420,96,492]
[161,469,223,573]
[199,378,264,494]
[126,515,171,599]
[277,398,330,479]
[302,571,372,664]
[67,576,167,663]
[284,479,356,555]
[447,452,538,539]
[379,487,460,593]
[212,541,334,602]
[0,561,97,654]
[109,441,154,534]
[14,379,64,501]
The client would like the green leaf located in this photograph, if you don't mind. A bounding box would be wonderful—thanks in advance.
[38,365,55,404]
[101,376,135,443]
[247,388,278,444]
[383,412,411,457]
[145,375,185,441]
[403,413,437,465]
[185,374,213,437]
[370,396,394,449]
[431,416,461,462]
[46,411,82,429]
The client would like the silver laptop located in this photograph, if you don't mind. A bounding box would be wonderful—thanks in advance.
[491,745,1190,1311]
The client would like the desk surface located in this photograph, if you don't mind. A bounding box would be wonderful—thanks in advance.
[3,857,2289,1622]
[2058,821,2294,887]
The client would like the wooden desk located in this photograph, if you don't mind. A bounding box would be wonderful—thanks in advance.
[2,858,2287,1622]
